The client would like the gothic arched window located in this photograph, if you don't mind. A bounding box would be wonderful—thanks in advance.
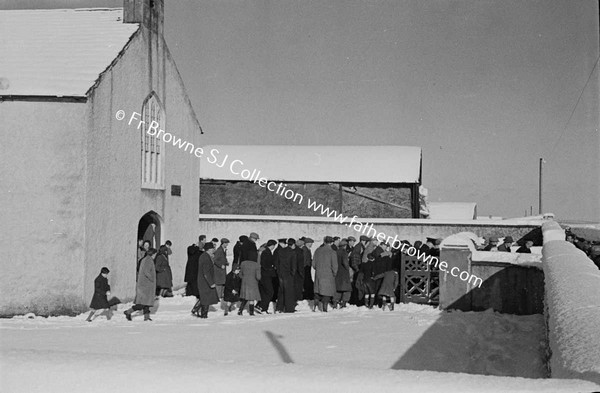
[141,93,165,188]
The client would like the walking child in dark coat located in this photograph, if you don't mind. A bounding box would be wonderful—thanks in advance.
[86,267,118,322]
[224,266,242,315]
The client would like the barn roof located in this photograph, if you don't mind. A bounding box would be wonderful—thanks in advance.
[0,8,139,97]
[200,145,422,183]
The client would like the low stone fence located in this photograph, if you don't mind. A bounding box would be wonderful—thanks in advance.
[542,221,600,384]
[439,235,543,315]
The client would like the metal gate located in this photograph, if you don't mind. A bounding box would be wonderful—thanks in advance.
[400,253,439,305]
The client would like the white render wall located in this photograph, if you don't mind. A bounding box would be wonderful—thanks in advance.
[0,101,88,315]
[542,221,600,384]
[83,29,201,306]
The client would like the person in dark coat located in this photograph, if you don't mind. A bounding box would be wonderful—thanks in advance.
[290,239,304,302]
[275,239,297,313]
[213,238,230,309]
[498,236,513,252]
[238,257,262,316]
[124,249,157,321]
[349,235,368,305]
[232,235,248,270]
[516,240,533,253]
[358,252,377,309]
[312,236,338,312]
[240,232,260,262]
[195,243,219,319]
[377,269,399,311]
[333,239,352,308]
[223,265,241,315]
[137,240,151,279]
[155,245,173,297]
[185,235,205,301]
[302,238,315,301]
[86,267,115,322]
[257,240,278,314]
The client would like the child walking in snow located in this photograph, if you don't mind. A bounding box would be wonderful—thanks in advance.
[223,265,242,316]
[86,267,119,321]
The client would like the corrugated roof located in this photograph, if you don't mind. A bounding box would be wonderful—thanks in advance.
[0,8,139,97]
[200,145,422,183]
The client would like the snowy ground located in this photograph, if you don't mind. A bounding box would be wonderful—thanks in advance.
[1,296,598,393]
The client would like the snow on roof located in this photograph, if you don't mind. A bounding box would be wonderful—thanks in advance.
[0,8,139,97]
[200,145,422,183]
[428,202,477,220]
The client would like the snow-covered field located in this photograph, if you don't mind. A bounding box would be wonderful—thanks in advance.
[1,296,598,392]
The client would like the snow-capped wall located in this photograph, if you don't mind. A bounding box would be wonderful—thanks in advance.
[542,221,600,384]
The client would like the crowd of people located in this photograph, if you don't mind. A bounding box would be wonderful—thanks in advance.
[180,233,448,319]
[86,230,576,322]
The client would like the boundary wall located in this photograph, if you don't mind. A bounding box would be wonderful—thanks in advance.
[542,221,600,384]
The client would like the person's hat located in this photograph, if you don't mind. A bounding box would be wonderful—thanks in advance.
[489,236,499,243]
[347,236,356,242]
[278,238,287,243]
[249,232,260,240]
[266,239,277,247]
[426,237,437,244]
[211,237,219,243]
[304,237,314,244]
[203,242,215,251]
[359,235,370,242]
[324,236,334,243]
[287,238,296,245]
[333,236,340,241]
[220,238,230,244]
[101,267,110,274]
[340,238,348,245]
[434,238,442,246]
[239,235,248,242]
[503,236,514,243]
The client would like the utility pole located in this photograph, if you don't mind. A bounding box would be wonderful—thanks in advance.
[539,158,543,215]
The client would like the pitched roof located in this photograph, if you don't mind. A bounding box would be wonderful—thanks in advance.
[200,145,422,183]
[0,8,139,97]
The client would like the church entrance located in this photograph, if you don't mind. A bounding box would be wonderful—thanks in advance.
[137,211,162,271]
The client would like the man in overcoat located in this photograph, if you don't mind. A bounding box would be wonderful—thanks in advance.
[125,248,157,321]
[213,238,230,309]
[275,238,297,313]
[196,243,219,319]
[312,236,338,312]
[302,238,315,301]
[350,235,368,305]
[333,238,352,308]
[185,235,205,299]
[257,240,277,313]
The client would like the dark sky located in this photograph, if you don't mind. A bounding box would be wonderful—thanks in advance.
[162,0,599,221]
[4,0,599,221]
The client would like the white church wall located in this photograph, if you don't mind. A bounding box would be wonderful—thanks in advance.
[0,101,88,315]
[83,29,201,304]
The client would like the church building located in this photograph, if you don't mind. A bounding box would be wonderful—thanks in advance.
[0,0,202,315]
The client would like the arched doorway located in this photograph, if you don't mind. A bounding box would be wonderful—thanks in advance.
[138,210,162,252]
